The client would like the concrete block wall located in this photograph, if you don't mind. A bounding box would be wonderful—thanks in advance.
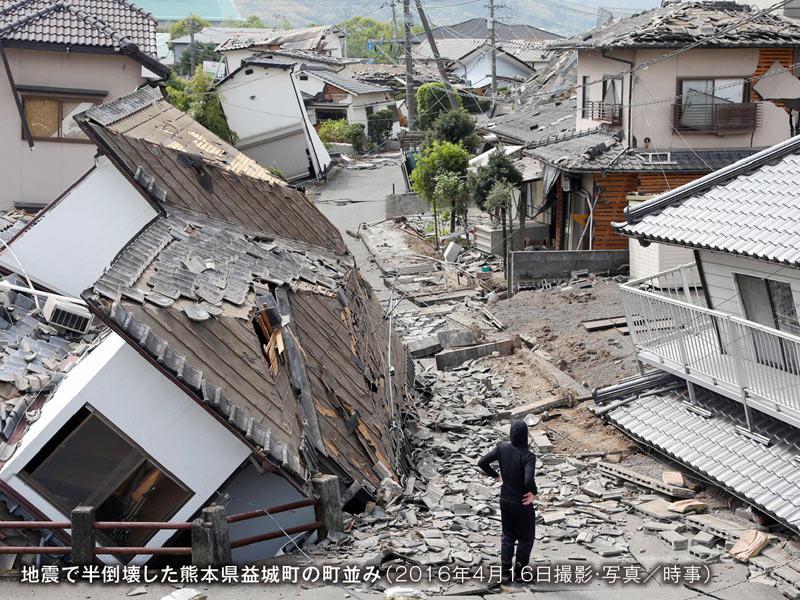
[510,249,629,287]
[385,192,429,218]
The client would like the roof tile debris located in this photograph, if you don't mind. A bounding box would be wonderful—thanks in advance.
[549,1,800,50]
[412,17,561,43]
[0,0,158,57]
[618,135,800,264]
[483,99,578,145]
[602,381,800,532]
[413,38,549,64]
[216,25,341,53]
[303,68,393,95]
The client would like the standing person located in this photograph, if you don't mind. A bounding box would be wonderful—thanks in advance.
[477,420,537,584]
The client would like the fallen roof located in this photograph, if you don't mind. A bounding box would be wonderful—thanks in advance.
[302,68,393,95]
[517,49,577,105]
[481,99,577,145]
[216,25,342,53]
[0,0,166,75]
[77,87,345,254]
[77,88,409,489]
[616,134,800,264]
[252,48,358,67]
[171,26,273,46]
[339,62,442,86]
[549,1,800,50]
[601,379,800,532]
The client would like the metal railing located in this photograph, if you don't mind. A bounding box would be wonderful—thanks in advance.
[620,263,800,425]
[672,101,759,134]
[0,497,321,562]
[585,101,623,125]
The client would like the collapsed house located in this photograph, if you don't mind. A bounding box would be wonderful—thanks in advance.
[0,86,410,564]
[598,134,800,532]
[216,56,332,181]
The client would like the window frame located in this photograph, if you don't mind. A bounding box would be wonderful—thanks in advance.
[580,75,591,118]
[19,406,193,545]
[676,76,750,106]
[20,92,106,144]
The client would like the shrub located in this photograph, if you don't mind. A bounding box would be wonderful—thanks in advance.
[416,83,463,130]
[344,123,366,154]
[317,119,350,143]
[367,108,395,147]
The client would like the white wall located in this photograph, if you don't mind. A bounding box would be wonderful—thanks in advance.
[0,48,146,210]
[0,158,158,296]
[1,334,252,564]
[575,49,634,133]
[697,250,800,317]
[628,199,697,281]
[463,50,534,89]
[219,66,331,180]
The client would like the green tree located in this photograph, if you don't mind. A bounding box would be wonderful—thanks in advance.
[338,17,394,59]
[416,82,462,130]
[165,69,238,144]
[411,140,470,212]
[471,149,523,211]
[433,171,465,238]
[170,15,209,39]
[344,123,366,154]
[175,42,221,77]
[368,108,395,147]
[220,15,266,28]
[485,181,515,270]
[427,109,479,153]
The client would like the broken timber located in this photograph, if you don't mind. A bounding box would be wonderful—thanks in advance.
[598,462,694,499]
[581,317,627,332]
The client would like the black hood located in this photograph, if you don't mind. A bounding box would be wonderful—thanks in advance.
[510,420,528,447]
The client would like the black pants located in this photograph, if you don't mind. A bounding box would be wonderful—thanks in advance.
[500,499,535,577]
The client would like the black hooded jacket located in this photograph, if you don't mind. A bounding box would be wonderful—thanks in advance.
[477,420,537,503]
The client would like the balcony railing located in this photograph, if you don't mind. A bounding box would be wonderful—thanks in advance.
[620,263,800,428]
[672,102,759,134]
[585,101,623,125]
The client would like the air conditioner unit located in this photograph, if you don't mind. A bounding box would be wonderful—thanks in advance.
[42,297,93,334]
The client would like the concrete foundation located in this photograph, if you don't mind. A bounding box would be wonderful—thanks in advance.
[435,338,516,370]
[510,249,629,288]
[385,192,429,218]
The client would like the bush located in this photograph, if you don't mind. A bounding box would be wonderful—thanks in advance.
[416,83,463,130]
[427,109,479,153]
[411,140,470,205]
[461,93,491,114]
[165,69,237,144]
[367,108,395,147]
[344,123,366,154]
[471,149,523,211]
[317,119,350,143]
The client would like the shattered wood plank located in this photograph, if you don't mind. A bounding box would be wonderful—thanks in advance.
[581,317,627,332]
[598,462,694,498]
[413,289,478,307]
[509,396,572,418]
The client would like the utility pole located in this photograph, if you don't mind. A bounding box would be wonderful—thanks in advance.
[403,0,417,129]
[414,0,459,110]
[391,0,399,39]
[488,0,497,100]
[189,16,196,75]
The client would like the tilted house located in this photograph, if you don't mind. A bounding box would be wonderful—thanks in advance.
[216,55,332,182]
[0,0,168,210]
[599,134,800,531]
[510,1,800,252]
[0,87,410,564]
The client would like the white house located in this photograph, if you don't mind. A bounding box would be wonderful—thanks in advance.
[0,0,169,210]
[296,68,395,135]
[217,57,331,181]
[601,134,800,533]
[0,87,409,564]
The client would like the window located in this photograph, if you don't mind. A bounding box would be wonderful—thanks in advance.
[21,408,191,546]
[735,274,800,373]
[676,78,755,133]
[580,75,590,118]
[602,77,623,105]
[21,95,103,142]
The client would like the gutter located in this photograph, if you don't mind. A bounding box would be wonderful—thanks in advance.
[601,49,634,148]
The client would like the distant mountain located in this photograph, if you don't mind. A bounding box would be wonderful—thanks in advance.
[233,0,661,38]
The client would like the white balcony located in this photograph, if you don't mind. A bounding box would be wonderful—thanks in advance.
[620,263,800,428]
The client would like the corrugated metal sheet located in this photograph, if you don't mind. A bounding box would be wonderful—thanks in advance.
[0,0,158,56]
[606,385,800,531]
[618,136,800,264]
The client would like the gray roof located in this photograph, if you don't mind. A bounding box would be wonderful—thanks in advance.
[517,49,577,105]
[171,26,274,46]
[303,68,392,95]
[413,17,561,43]
[0,0,158,57]
[550,1,800,50]
[413,38,485,61]
[604,381,800,532]
[252,48,357,67]
[482,99,577,145]
[617,135,800,265]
